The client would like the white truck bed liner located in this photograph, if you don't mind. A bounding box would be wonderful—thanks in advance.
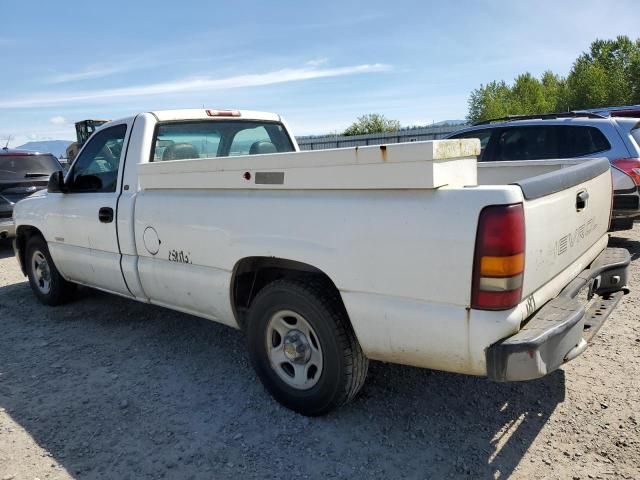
[138,139,480,190]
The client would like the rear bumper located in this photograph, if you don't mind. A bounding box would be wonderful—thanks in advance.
[486,247,630,382]
[0,218,15,239]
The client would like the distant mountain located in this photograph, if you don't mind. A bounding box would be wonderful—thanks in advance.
[432,120,467,126]
[401,120,467,130]
[16,140,72,158]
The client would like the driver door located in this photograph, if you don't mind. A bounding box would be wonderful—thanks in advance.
[46,123,132,295]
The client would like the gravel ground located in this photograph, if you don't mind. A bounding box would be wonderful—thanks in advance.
[0,230,638,480]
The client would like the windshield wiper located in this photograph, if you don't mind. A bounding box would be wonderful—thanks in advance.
[24,172,52,178]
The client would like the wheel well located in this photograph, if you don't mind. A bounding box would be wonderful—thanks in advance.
[15,226,44,275]
[231,257,344,331]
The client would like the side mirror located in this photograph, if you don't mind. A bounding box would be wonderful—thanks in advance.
[47,171,67,193]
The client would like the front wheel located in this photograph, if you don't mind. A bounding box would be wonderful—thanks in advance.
[25,236,75,305]
[246,279,368,416]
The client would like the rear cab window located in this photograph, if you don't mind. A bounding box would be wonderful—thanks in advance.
[152,121,295,162]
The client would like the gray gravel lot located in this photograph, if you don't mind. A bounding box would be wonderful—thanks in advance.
[0,230,639,479]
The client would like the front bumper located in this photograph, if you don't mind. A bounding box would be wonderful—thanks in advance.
[0,218,15,239]
[486,247,630,382]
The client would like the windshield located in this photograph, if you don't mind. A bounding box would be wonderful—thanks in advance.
[0,154,61,179]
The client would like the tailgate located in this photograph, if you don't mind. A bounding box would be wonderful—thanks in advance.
[515,157,612,299]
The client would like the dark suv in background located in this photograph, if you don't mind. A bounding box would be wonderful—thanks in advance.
[0,147,62,239]
[448,109,640,230]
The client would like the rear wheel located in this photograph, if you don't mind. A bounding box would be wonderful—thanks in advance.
[246,278,368,416]
[25,236,75,305]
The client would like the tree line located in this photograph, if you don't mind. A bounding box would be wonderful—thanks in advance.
[467,36,640,123]
[342,36,640,135]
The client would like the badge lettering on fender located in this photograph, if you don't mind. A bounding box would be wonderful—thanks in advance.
[168,249,192,264]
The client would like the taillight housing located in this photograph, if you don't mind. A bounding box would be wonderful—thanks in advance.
[611,158,640,186]
[471,204,525,310]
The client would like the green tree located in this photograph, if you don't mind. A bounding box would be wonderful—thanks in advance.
[466,36,640,123]
[467,80,514,123]
[511,73,548,115]
[343,114,401,136]
[567,36,640,108]
[541,71,569,112]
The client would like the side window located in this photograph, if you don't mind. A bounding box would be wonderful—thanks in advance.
[68,124,127,192]
[449,129,492,161]
[560,126,611,157]
[493,126,558,161]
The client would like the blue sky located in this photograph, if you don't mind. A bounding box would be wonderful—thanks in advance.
[1,0,639,147]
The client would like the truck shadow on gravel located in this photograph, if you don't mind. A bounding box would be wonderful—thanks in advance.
[0,278,565,480]
[609,235,640,260]
[0,239,14,259]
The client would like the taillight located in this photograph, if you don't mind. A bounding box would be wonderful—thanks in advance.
[471,204,525,310]
[611,158,640,186]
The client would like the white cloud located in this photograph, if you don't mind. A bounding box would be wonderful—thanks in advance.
[0,63,392,109]
[48,65,125,84]
[49,116,67,125]
[306,58,329,67]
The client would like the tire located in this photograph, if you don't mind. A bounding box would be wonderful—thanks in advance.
[25,236,76,306]
[246,278,368,416]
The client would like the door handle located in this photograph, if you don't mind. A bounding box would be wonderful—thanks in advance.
[98,207,114,223]
[576,191,589,211]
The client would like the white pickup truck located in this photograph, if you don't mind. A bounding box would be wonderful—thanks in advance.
[12,109,630,416]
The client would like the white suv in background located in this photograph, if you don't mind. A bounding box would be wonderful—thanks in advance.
[448,110,640,230]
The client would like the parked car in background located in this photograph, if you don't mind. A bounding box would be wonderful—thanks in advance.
[0,147,63,239]
[447,111,640,230]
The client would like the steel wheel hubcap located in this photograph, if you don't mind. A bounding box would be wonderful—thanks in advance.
[31,251,52,294]
[266,310,323,390]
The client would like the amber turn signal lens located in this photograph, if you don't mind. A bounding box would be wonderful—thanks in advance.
[480,253,525,277]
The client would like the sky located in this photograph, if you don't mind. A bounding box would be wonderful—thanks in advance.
[1,0,639,147]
